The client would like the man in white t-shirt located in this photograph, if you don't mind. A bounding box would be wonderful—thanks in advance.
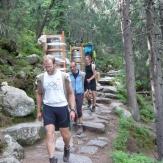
[35,55,76,163]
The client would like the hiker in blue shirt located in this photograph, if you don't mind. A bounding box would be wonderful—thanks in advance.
[69,61,85,134]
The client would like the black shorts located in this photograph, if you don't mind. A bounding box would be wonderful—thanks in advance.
[84,79,96,91]
[43,104,70,130]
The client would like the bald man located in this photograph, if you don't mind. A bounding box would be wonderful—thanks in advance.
[35,55,76,163]
[69,62,85,134]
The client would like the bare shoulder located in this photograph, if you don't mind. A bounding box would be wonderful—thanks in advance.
[80,71,86,77]
[61,71,71,82]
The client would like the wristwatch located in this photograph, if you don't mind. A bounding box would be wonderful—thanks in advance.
[69,108,76,113]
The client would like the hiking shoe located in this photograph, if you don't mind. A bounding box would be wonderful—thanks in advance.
[87,100,91,108]
[63,145,70,162]
[76,125,83,135]
[90,106,96,112]
[49,156,58,163]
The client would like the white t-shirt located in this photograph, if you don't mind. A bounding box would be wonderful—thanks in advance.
[43,70,68,107]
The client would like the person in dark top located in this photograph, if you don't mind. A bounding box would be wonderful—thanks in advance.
[84,56,96,112]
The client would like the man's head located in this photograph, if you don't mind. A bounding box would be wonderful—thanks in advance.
[85,56,92,65]
[70,61,77,73]
[43,55,56,75]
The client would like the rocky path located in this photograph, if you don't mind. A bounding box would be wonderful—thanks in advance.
[1,70,129,163]
[22,70,124,163]
[23,102,119,163]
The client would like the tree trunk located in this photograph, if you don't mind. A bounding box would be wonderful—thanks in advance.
[119,0,140,121]
[145,0,163,160]
[36,0,55,39]
[159,0,163,39]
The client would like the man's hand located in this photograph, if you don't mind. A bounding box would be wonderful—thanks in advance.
[37,110,42,121]
[70,111,76,121]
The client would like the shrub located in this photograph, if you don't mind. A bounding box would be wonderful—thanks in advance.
[113,115,155,153]
[137,94,154,122]
[112,151,155,163]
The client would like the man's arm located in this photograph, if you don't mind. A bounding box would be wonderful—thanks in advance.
[36,90,43,120]
[66,81,76,111]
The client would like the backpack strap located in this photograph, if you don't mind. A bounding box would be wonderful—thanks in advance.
[35,73,44,95]
[61,72,69,99]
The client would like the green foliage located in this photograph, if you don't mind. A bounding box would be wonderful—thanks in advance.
[0,112,12,127]
[11,110,36,124]
[114,114,155,152]
[113,116,132,150]
[96,53,123,72]
[137,94,154,122]
[135,79,150,92]
[112,151,155,163]
[114,70,127,104]
[17,30,42,55]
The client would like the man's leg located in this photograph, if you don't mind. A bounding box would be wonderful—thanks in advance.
[45,124,55,157]
[60,128,71,162]
[45,124,58,163]
[92,90,96,111]
[76,94,84,134]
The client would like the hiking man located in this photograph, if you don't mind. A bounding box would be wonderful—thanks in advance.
[84,55,96,112]
[69,62,85,134]
[35,55,76,163]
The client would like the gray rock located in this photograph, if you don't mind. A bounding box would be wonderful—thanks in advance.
[56,136,73,152]
[98,76,115,85]
[97,137,108,141]
[94,118,109,125]
[87,139,108,148]
[102,86,117,94]
[95,104,112,116]
[16,71,27,79]
[0,157,20,163]
[96,92,117,99]
[2,135,24,160]
[106,70,121,77]
[55,151,92,163]
[82,111,95,121]
[104,93,117,99]
[114,106,132,118]
[26,54,40,65]
[78,146,98,155]
[2,122,45,145]
[110,101,124,110]
[96,85,103,91]
[96,97,112,104]
[1,85,35,117]
[83,122,105,133]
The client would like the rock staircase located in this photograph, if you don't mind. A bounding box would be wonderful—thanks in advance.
[0,70,128,163]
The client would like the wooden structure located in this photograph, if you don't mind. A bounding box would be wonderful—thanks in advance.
[44,31,67,71]
[70,46,85,71]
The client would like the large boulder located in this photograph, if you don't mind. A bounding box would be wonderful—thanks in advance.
[0,84,35,117]
[98,76,115,85]
[2,122,45,145]
[83,122,106,133]
[26,54,40,65]
[2,135,24,161]
[106,70,121,77]
[0,157,20,163]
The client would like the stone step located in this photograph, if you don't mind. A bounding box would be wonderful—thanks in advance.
[97,92,117,99]
[2,122,45,145]
[0,157,20,163]
[83,122,106,133]
[98,76,115,86]
[96,97,112,105]
[106,70,121,77]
